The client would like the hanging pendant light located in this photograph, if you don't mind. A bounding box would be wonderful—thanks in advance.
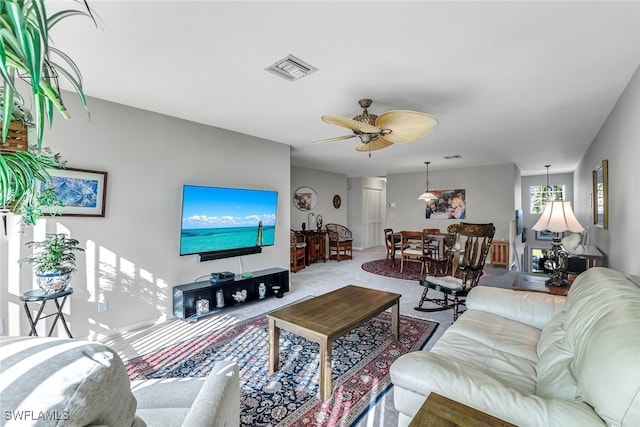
[417,161,435,201]
[544,164,552,201]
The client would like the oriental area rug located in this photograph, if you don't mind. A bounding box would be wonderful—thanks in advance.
[361,259,426,281]
[124,311,438,426]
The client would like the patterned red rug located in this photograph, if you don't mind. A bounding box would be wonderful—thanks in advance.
[361,258,425,281]
[124,311,438,426]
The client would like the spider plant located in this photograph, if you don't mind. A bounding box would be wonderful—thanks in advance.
[0,145,64,225]
[0,0,94,225]
[0,0,95,148]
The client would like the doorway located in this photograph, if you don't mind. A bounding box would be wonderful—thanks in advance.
[362,187,384,249]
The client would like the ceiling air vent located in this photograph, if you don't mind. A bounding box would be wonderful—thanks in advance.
[265,54,317,81]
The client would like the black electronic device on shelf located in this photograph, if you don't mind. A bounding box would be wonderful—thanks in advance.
[210,271,235,284]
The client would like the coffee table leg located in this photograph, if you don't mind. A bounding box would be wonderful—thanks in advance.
[319,338,332,401]
[391,299,400,340]
[268,318,280,373]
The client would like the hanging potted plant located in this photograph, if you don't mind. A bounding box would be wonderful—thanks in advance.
[20,233,84,293]
[0,88,64,226]
[0,0,95,224]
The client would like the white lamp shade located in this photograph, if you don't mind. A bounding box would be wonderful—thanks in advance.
[532,201,584,233]
[417,191,435,201]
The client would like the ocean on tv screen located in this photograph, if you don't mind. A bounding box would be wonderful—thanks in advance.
[180,225,275,255]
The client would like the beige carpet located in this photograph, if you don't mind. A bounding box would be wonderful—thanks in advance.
[104,246,517,426]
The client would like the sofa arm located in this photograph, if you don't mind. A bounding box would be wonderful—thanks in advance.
[131,360,239,427]
[466,286,565,329]
[181,360,239,427]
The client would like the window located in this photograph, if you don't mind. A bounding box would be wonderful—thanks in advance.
[529,185,564,214]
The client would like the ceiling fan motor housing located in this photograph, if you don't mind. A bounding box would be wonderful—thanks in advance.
[353,98,378,126]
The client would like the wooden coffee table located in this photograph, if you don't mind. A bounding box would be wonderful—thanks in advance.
[267,285,401,400]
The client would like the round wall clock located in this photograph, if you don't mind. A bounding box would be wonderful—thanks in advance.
[333,195,342,209]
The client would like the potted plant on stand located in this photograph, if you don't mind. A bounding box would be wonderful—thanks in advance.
[20,233,84,293]
[0,0,95,225]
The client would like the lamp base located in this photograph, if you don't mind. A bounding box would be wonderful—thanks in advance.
[543,239,570,287]
[545,276,570,287]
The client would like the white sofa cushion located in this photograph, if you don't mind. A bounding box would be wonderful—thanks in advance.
[466,286,566,329]
[392,349,605,427]
[0,337,144,427]
[430,310,540,393]
[536,311,579,400]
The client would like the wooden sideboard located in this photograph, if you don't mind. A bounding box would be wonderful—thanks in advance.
[301,230,326,265]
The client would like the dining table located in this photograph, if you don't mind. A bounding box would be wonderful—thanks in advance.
[389,231,449,261]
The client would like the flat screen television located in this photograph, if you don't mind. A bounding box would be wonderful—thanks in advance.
[180,185,278,261]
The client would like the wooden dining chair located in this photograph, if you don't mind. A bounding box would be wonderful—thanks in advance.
[422,228,441,274]
[400,231,426,274]
[290,230,307,272]
[384,228,404,266]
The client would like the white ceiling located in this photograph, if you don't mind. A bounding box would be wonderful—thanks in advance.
[50,1,640,177]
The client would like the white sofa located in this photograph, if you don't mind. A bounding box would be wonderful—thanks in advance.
[0,337,240,426]
[390,267,640,426]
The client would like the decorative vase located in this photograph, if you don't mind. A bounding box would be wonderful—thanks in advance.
[301,222,306,231]
[316,215,323,230]
[36,271,71,294]
[216,289,225,308]
[258,283,267,299]
[272,285,283,298]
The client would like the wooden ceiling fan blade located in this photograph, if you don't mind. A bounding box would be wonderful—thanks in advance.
[376,110,438,143]
[355,136,394,152]
[313,134,357,144]
[322,115,381,133]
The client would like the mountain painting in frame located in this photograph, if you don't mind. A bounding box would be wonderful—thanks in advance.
[42,167,107,217]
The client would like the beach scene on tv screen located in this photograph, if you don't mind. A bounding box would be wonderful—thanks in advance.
[181,186,277,255]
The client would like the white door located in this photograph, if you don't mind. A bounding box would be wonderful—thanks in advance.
[363,188,384,249]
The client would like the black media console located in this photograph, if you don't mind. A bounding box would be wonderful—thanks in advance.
[173,267,289,322]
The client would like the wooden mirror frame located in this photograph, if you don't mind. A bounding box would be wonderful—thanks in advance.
[592,159,608,229]
[293,186,317,211]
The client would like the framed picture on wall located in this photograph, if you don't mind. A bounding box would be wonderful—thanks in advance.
[425,189,466,219]
[592,159,608,229]
[515,209,523,235]
[535,230,562,241]
[41,167,108,217]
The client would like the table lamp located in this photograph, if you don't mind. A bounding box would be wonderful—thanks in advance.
[532,200,584,286]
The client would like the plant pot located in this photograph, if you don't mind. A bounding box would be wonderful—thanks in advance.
[0,122,28,153]
[36,271,71,294]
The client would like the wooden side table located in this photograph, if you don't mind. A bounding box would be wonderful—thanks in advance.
[512,274,569,296]
[20,288,73,338]
[490,240,509,267]
[302,230,326,264]
[409,393,515,426]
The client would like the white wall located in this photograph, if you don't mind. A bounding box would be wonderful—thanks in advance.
[385,163,518,241]
[574,65,640,276]
[290,166,347,232]
[1,95,291,338]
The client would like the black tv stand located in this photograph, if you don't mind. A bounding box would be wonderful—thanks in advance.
[172,267,289,322]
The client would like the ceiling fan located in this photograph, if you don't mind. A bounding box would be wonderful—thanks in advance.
[315,98,438,154]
